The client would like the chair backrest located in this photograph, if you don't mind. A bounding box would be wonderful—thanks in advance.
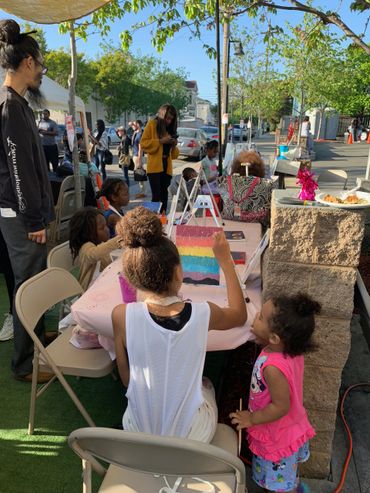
[317,169,348,189]
[59,189,86,222]
[47,241,74,271]
[69,427,246,491]
[15,267,83,332]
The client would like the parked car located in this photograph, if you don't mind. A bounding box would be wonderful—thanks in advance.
[200,126,219,141]
[106,127,122,146]
[177,127,208,160]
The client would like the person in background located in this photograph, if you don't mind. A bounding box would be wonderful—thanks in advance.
[69,207,121,291]
[38,108,59,172]
[97,178,129,238]
[112,207,247,441]
[0,19,55,382]
[300,116,313,152]
[116,126,131,187]
[169,167,198,210]
[89,119,109,181]
[201,139,219,194]
[230,293,320,493]
[126,121,135,140]
[132,119,146,199]
[349,117,360,143]
[62,132,83,166]
[141,103,179,213]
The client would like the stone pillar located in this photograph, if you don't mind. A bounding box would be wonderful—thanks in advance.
[263,190,365,478]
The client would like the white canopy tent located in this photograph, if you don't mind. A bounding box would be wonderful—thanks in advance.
[0,1,111,24]
[0,69,85,113]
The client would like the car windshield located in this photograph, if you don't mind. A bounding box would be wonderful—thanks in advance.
[201,127,218,135]
[178,128,197,138]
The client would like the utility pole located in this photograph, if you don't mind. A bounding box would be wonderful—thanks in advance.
[216,0,222,173]
[221,15,230,156]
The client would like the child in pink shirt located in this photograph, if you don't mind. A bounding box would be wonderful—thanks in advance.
[230,293,320,493]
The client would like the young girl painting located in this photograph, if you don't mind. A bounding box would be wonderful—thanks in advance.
[112,207,247,442]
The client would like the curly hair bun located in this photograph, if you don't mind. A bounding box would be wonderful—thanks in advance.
[294,293,321,317]
[117,206,163,248]
[0,20,20,45]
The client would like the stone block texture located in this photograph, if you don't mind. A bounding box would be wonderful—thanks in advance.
[262,195,365,479]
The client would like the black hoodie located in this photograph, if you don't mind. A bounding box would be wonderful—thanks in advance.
[0,86,54,232]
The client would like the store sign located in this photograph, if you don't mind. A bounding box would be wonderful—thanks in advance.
[222,113,229,125]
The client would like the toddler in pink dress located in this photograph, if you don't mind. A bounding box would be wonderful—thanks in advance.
[230,293,320,493]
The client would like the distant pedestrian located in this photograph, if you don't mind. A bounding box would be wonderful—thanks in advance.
[132,120,146,198]
[38,108,59,172]
[116,126,131,187]
[89,119,109,181]
[141,103,179,213]
[349,117,360,143]
[301,116,313,152]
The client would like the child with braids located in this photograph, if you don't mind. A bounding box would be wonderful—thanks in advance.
[96,178,129,238]
[69,207,120,291]
[230,294,321,493]
[112,207,247,442]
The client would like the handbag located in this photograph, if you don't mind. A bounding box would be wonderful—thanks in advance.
[133,167,147,182]
[218,175,276,226]
[119,153,131,167]
[104,149,113,165]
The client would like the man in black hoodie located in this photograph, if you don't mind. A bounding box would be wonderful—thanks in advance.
[0,20,55,382]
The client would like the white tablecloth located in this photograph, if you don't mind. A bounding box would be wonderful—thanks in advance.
[71,221,262,357]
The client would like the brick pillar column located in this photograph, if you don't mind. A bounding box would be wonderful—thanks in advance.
[263,191,365,478]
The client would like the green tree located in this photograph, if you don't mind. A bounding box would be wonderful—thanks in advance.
[45,49,97,103]
[63,0,370,56]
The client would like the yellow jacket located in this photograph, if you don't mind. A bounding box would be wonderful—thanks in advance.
[141,119,179,176]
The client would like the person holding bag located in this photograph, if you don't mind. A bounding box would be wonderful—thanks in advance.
[89,119,109,181]
[132,119,147,199]
[141,104,179,213]
[117,126,132,187]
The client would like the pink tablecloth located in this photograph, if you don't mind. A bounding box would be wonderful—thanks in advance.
[71,221,262,356]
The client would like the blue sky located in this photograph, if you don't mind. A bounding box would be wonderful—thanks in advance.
[0,1,368,103]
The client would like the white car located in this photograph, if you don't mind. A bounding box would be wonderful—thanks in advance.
[106,127,122,146]
[177,127,208,160]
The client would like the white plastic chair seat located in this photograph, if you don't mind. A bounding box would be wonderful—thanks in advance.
[39,325,113,377]
[100,466,236,492]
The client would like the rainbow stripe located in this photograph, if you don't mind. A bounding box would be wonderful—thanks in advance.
[176,225,222,285]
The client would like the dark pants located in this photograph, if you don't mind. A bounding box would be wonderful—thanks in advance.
[43,144,59,172]
[0,228,14,314]
[0,215,47,377]
[95,149,106,181]
[122,166,129,187]
[148,172,172,213]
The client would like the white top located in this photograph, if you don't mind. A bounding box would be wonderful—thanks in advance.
[301,121,310,137]
[124,301,210,437]
[93,130,109,150]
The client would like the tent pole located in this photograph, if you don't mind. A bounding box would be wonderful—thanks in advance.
[68,21,82,208]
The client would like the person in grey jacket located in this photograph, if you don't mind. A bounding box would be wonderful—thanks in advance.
[0,19,55,382]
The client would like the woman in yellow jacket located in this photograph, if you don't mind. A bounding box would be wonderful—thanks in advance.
[140,104,179,212]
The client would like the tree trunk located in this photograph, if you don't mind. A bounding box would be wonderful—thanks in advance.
[68,22,82,209]
[317,109,324,140]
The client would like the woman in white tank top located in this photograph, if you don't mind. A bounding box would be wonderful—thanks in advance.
[112,207,248,442]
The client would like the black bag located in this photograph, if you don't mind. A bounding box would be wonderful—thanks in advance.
[104,149,113,165]
[133,167,147,182]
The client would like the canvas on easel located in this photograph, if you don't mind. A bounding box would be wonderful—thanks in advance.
[176,224,222,285]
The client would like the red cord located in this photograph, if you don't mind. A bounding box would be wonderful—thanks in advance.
[237,382,370,492]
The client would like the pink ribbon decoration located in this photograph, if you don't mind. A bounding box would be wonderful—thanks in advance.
[297,167,318,201]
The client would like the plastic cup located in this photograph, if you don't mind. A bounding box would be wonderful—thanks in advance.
[118,273,137,303]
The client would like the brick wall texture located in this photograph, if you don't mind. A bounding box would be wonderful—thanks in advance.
[262,196,365,478]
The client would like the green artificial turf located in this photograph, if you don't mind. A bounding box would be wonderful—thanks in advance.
[0,273,125,493]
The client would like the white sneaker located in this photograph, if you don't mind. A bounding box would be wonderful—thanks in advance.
[0,314,14,341]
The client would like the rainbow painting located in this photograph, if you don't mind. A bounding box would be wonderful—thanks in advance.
[176,225,222,285]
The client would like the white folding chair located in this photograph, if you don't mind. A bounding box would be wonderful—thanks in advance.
[47,241,74,271]
[68,425,247,493]
[15,267,114,435]
[317,169,348,190]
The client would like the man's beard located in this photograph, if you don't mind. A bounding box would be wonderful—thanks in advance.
[27,86,45,109]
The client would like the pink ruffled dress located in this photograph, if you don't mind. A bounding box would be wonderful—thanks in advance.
[247,349,315,462]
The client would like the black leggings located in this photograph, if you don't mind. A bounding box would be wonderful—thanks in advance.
[0,228,14,314]
[148,172,172,213]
